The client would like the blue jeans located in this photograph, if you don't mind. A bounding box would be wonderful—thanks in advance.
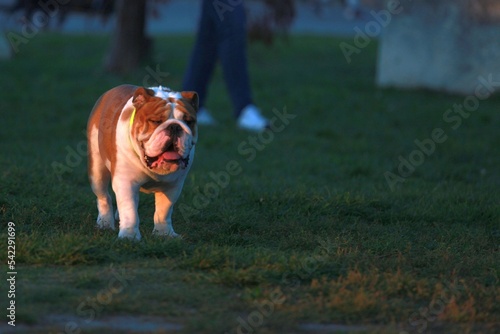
[182,0,253,117]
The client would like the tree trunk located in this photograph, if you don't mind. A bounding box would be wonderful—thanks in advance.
[104,0,150,73]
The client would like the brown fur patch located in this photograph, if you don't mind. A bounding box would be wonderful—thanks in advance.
[87,84,137,177]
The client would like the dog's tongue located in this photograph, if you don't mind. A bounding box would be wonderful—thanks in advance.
[160,151,182,161]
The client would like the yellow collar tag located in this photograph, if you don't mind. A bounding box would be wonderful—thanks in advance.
[128,107,141,158]
[129,107,136,128]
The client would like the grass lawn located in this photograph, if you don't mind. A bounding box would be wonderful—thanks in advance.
[0,33,499,333]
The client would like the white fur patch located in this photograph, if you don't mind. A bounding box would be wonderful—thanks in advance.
[173,107,184,120]
[149,86,181,100]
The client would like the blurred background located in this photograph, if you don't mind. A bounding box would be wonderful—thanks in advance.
[0,0,369,37]
[0,1,499,333]
[2,0,500,93]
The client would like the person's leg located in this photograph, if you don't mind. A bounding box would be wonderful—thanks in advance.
[211,1,253,118]
[182,0,218,109]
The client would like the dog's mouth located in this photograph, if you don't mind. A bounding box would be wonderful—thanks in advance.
[143,141,189,170]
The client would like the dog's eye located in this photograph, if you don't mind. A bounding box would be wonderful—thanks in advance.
[185,117,196,126]
[149,119,163,125]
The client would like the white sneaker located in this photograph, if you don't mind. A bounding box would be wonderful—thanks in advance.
[237,104,269,132]
[197,107,217,125]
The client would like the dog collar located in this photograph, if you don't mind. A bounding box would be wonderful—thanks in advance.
[130,107,136,128]
[129,108,141,158]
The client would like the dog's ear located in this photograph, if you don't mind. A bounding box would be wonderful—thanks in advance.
[133,87,156,109]
[180,91,199,113]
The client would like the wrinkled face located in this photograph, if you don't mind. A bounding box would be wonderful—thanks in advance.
[130,87,198,175]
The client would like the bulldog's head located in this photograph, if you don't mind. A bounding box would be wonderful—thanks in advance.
[130,87,198,175]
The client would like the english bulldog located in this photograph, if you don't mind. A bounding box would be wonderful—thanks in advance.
[87,85,198,240]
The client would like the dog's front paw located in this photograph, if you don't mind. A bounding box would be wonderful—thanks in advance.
[118,227,141,241]
[97,214,116,230]
[152,225,180,238]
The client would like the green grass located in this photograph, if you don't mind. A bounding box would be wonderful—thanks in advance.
[0,33,499,333]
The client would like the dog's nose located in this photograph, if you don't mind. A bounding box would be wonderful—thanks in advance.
[167,123,182,136]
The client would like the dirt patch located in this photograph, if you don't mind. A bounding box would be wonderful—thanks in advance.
[299,323,373,333]
[0,315,183,333]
